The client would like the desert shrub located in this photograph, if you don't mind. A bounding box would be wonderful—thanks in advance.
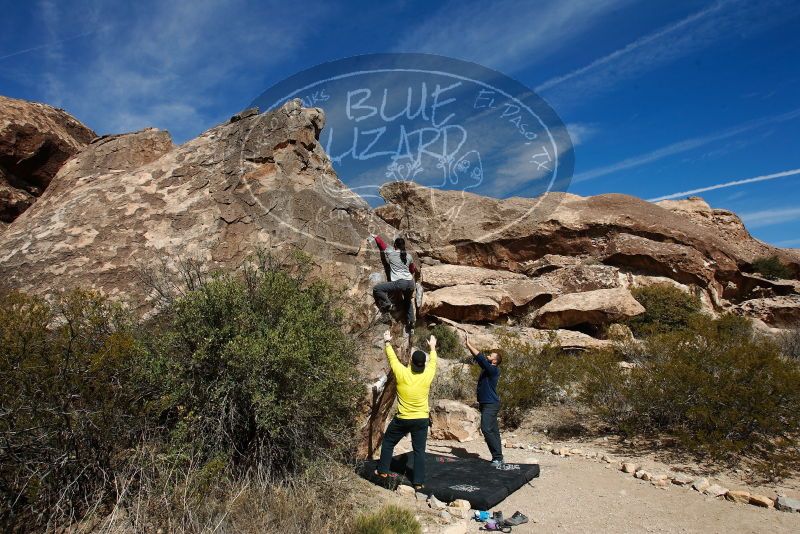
[581,314,800,472]
[628,284,703,337]
[777,328,800,361]
[140,262,363,475]
[413,324,463,359]
[430,362,478,403]
[351,505,421,534]
[752,255,793,280]
[0,290,142,530]
[497,333,577,428]
[114,451,358,533]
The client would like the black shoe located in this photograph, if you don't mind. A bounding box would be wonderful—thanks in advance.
[378,312,392,324]
[501,511,529,526]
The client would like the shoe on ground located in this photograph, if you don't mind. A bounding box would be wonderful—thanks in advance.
[490,459,504,468]
[501,511,529,526]
[378,312,392,324]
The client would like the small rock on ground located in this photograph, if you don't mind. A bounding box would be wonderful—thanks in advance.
[749,494,775,508]
[691,478,710,492]
[622,463,638,473]
[429,495,446,510]
[671,474,693,486]
[396,484,415,497]
[775,495,800,513]
[704,484,728,498]
[725,490,751,504]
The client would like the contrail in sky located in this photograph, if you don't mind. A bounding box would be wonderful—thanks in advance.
[649,168,800,201]
[0,30,97,61]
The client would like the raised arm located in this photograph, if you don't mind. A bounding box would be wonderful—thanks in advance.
[371,233,388,251]
[466,335,491,370]
[465,336,480,356]
[424,334,438,378]
[383,330,406,378]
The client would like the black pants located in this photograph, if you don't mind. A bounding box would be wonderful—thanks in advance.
[373,279,415,326]
[377,416,429,485]
[480,403,503,462]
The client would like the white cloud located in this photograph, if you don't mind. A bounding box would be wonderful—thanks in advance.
[536,0,799,105]
[535,1,724,93]
[739,205,800,229]
[565,123,597,147]
[394,0,627,71]
[36,0,330,142]
[573,107,800,183]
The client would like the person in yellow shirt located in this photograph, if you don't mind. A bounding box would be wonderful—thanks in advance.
[376,330,437,489]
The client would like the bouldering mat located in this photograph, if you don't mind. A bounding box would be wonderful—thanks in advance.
[359,453,539,510]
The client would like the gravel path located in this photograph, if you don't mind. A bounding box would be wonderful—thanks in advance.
[416,438,800,534]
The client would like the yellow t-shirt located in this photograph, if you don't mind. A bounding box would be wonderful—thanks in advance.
[385,343,437,419]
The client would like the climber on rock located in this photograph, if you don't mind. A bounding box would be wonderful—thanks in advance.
[370,233,418,333]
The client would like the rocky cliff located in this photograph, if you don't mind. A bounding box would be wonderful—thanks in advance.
[376,181,800,333]
[1,97,798,456]
[0,95,95,225]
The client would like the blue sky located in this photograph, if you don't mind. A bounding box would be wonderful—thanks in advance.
[1,0,798,247]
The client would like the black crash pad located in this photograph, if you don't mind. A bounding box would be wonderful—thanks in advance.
[359,453,539,510]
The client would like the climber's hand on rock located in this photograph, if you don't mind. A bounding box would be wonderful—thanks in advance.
[384,330,392,343]
[428,335,437,350]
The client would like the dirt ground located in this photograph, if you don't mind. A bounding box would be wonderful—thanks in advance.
[378,424,800,534]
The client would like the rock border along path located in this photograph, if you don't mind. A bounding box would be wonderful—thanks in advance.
[384,436,799,533]
[502,440,799,513]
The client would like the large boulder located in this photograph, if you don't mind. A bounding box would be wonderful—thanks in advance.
[430,399,480,442]
[434,317,612,351]
[376,182,800,301]
[532,288,645,329]
[0,99,398,458]
[736,296,800,329]
[423,282,551,322]
[0,95,95,223]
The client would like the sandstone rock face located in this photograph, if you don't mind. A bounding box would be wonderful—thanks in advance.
[532,288,645,329]
[736,296,800,328]
[376,182,800,302]
[0,95,95,223]
[435,318,612,351]
[0,99,397,458]
[430,399,480,442]
[422,280,550,322]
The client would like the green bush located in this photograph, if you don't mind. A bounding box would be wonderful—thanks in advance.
[351,505,421,534]
[413,324,463,359]
[778,328,800,361]
[0,290,142,529]
[430,361,478,403]
[497,332,576,428]
[752,255,793,280]
[581,314,800,473]
[628,284,703,337]
[141,264,363,473]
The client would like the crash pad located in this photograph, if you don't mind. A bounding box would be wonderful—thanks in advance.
[359,453,539,510]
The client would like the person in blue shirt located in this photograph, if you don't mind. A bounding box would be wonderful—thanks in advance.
[465,336,504,467]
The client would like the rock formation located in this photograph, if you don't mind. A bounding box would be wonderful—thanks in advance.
[0,95,95,225]
[0,98,398,457]
[377,181,800,330]
[1,96,799,457]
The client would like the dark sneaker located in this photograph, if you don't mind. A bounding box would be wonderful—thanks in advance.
[501,511,529,526]
[378,312,392,324]
[490,459,504,468]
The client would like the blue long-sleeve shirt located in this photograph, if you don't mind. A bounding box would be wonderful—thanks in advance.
[475,352,500,404]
